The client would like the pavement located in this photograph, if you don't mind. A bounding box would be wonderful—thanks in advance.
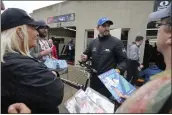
[58,65,89,113]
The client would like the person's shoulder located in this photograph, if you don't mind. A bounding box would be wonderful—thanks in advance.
[52,45,56,49]
[3,52,27,61]
[110,36,121,42]
[89,38,98,45]
[2,53,57,86]
[116,70,171,113]
[93,37,98,41]
[2,52,41,68]
[129,44,137,49]
[110,36,123,45]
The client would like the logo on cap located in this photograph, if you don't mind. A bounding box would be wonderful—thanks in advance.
[158,1,170,11]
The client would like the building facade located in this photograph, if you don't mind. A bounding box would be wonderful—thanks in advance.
[30,1,155,64]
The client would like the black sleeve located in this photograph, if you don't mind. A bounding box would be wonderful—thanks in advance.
[113,40,128,73]
[83,39,94,59]
[13,59,64,113]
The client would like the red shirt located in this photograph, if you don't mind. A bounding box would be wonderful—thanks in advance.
[51,45,58,59]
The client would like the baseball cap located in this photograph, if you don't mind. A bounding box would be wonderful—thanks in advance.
[36,20,50,29]
[148,3,172,22]
[1,8,40,32]
[97,17,113,26]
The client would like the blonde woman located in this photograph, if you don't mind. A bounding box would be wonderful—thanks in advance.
[1,8,64,114]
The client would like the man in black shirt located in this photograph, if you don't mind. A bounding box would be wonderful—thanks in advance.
[81,17,127,98]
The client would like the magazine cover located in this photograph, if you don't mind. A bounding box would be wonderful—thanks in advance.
[85,87,115,113]
[98,69,136,103]
[64,89,106,113]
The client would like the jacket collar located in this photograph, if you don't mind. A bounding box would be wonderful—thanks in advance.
[98,34,111,41]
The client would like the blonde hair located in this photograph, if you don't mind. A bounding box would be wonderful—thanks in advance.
[1,25,31,62]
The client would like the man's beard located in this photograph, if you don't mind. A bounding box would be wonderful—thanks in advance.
[39,33,47,38]
[102,30,110,36]
[38,31,47,38]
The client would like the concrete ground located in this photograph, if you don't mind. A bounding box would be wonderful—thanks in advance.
[58,65,89,113]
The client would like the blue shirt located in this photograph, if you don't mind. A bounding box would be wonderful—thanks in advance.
[139,65,162,82]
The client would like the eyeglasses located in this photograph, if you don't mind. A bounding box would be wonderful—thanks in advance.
[155,22,171,28]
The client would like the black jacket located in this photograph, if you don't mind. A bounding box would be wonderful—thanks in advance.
[1,52,64,114]
[84,35,127,75]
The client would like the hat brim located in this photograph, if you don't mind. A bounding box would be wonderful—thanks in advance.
[37,25,50,29]
[27,21,41,27]
[28,21,50,29]
[103,20,113,25]
[44,25,50,29]
[148,3,171,22]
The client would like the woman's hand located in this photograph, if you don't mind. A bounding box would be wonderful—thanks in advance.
[8,103,31,114]
[114,88,129,99]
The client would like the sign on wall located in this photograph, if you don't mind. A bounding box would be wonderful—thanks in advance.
[154,0,170,11]
[47,13,75,24]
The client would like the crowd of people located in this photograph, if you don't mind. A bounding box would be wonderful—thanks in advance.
[1,1,171,114]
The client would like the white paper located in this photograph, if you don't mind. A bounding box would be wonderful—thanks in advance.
[85,87,115,113]
[65,89,106,113]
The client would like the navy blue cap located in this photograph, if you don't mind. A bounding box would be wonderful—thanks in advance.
[97,17,113,26]
[36,20,50,29]
[1,8,40,32]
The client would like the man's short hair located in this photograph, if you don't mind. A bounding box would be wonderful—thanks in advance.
[135,36,144,42]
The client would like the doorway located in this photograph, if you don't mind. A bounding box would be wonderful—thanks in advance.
[84,29,94,50]
[49,26,76,65]
[143,23,166,70]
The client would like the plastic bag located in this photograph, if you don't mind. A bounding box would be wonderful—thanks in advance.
[56,60,68,69]
[65,89,106,113]
[44,58,59,69]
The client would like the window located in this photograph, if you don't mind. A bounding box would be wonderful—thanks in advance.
[87,31,94,38]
